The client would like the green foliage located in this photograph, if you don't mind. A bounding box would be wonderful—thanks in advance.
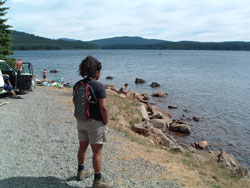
[184,152,192,158]
[89,36,250,51]
[0,0,14,64]
[11,31,100,50]
[213,185,223,188]
[90,36,166,47]
[102,41,250,51]
[4,56,15,67]
[129,117,141,125]
[111,114,117,121]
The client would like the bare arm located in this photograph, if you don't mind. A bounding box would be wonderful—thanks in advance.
[7,80,12,87]
[99,98,108,125]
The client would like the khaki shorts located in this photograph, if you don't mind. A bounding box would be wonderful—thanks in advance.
[77,119,107,144]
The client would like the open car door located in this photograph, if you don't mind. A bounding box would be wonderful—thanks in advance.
[17,63,33,91]
[0,70,5,92]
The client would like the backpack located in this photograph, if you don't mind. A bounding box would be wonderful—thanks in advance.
[73,79,97,120]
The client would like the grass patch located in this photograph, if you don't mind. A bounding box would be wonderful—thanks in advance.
[146,149,153,153]
[184,152,192,158]
[111,114,117,121]
[129,117,141,125]
[107,90,142,127]
[213,185,223,188]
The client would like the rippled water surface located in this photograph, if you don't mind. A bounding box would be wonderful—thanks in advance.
[12,50,250,167]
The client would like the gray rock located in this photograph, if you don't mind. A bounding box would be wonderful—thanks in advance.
[151,112,163,119]
[142,121,152,128]
[152,91,167,98]
[168,105,178,109]
[118,115,130,127]
[131,123,150,136]
[150,118,172,132]
[119,94,126,99]
[183,109,191,113]
[169,123,191,134]
[50,69,58,73]
[175,119,187,124]
[192,141,208,150]
[150,82,160,88]
[198,141,208,149]
[135,78,145,84]
[106,76,113,79]
[179,144,197,153]
[217,151,249,177]
[140,105,150,121]
[148,104,172,119]
[110,87,120,93]
[141,93,149,100]
[151,127,179,148]
[193,116,200,121]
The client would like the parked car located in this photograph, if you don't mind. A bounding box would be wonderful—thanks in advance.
[0,60,36,95]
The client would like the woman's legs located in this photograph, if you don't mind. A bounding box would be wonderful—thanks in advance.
[90,144,103,173]
[77,141,93,181]
[78,141,89,165]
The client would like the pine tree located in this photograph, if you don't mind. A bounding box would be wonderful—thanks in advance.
[0,0,14,66]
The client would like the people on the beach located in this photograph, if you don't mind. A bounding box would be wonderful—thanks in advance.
[73,56,112,188]
[14,58,25,71]
[42,69,47,80]
[2,74,22,99]
[119,83,129,95]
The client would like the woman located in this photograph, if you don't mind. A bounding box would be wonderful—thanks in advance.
[73,56,112,188]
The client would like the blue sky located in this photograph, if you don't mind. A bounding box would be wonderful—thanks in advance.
[5,0,250,42]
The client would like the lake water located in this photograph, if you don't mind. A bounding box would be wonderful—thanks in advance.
[12,50,250,167]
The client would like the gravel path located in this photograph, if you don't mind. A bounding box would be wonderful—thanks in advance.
[0,87,183,188]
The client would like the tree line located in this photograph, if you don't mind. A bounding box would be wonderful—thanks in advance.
[0,0,15,66]
[102,41,250,51]
[12,31,99,50]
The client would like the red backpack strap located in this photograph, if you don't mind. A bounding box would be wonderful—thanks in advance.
[85,83,90,119]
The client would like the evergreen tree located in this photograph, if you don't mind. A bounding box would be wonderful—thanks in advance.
[0,0,14,66]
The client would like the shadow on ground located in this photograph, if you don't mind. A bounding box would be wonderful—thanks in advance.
[0,93,11,99]
[0,176,92,188]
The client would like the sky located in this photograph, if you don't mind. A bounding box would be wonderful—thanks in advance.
[4,0,250,42]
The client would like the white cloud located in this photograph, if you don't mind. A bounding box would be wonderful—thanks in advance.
[5,0,250,41]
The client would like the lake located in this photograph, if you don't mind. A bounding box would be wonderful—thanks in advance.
[12,49,250,167]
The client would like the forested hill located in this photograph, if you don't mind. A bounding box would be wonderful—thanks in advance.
[11,30,250,51]
[89,36,166,47]
[102,41,250,51]
[11,31,99,50]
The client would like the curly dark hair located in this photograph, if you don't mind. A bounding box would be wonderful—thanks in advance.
[79,56,102,78]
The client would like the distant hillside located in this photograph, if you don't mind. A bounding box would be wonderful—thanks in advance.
[89,36,166,47]
[11,31,99,50]
[89,36,250,51]
[11,31,250,51]
[58,38,78,42]
[101,40,250,51]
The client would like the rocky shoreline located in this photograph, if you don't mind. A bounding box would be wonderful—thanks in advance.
[36,78,249,179]
[105,84,249,178]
